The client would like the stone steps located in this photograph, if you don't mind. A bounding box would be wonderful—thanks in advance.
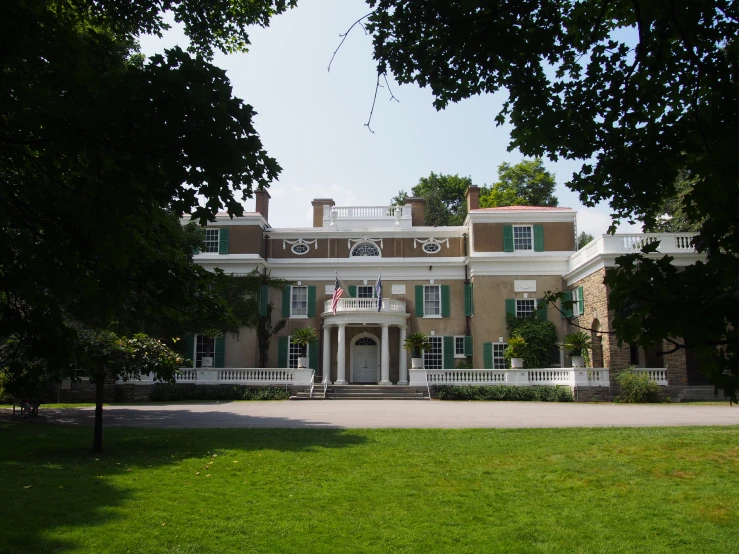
[290,385,429,400]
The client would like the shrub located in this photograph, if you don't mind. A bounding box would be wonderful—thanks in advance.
[434,385,573,402]
[506,313,559,368]
[614,367,664,403]
[150,384,290,402]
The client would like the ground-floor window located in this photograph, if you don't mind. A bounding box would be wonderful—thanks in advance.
[288,337,309,369]
[492,343,507,369]
[195,335,215,368]
[454,336,466,358]
[424,336,443,369]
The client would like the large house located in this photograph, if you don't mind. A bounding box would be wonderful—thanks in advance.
[172,187,708,399]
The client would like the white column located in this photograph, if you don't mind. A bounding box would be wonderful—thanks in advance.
[397,325,408,385]
[322,325,332,384]
[380,323,391,385]
[336,323,347,385]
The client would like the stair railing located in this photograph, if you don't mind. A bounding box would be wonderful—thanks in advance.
[424,369,432,401]
[308,370,315,398]
[322,374,328,398]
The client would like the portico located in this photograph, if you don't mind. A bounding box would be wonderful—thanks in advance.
[322,298,409,385]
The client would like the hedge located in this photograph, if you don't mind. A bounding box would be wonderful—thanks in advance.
[150,384,290,402]
[434,385,573,402]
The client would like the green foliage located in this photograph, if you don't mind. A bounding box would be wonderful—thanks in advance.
[149,384,290,402]
[290,327,318,357]
[392,173,472,226]
[455,360,473,370]
[434,385,573,402]
[480,159,558,207]
[403,333,429,357]
[506,314,559,369]
[562,331,592,357]
[614,368,665,404]
[365,0,739,400]
[576,231,594,250]
[503,337,526,361]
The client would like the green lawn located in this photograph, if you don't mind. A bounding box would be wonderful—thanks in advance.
[1,424,738,553]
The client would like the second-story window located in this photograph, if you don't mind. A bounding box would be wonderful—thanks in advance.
[424,285,441,316]
[203,229,219,253]
[357,285,374,298]
[513,225,533,250]
[291,286,308,317]
[516,298,537,318]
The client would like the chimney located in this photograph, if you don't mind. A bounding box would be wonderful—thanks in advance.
[311,198,335,228]
[406,197,426,226]
[255,189,271,222]
[466,185,480,212]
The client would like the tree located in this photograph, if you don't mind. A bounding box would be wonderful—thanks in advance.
[644,171,702,233]
[576,232,595,250]
[364,1,739,398]
[480,159,558,208]
[392,173,472,226]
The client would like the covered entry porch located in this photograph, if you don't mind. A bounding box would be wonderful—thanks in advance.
[321,298,410,385]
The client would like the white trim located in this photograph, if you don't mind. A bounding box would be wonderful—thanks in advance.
[350,332,380,384]
[290,285,309,318]
[266,227,467,238]
[512,224,534,251]
[454,336,466,358]
[467,210,576,224]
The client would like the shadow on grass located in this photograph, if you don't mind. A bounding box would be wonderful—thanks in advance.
[0,421,368,553]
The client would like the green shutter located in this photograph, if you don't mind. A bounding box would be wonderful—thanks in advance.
[464,283,473,316]
[308,340,319,372]
[415,285,424,317]
[503,225,514,252]
[307,286,317,317]
[483,342,493,369]
[534,224,544,252]
[193,245,200,255]
[505,298,516,317]
[443,336,454,369]
[218,228,230,254]
[214,335,226,368]
[259,285,269,317]
[278,336,289,368]
[441,285,450,317]
[536,299,548,321]
[561,290,573,318]
[281,286,291,318]
[464,335,473,357]
[181,334,195,367]
[577,286,585,315]
[348,285,356,298]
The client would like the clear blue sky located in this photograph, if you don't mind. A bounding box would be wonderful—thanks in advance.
[139,0,639,237]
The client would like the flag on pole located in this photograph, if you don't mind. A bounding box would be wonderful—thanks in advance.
[331,274,344,315]
[375,271,383,312]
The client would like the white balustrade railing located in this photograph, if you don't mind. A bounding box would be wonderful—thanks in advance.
[326,205,408,219]
[410,368,616,388]
[120,368,314,386]
[177,369,198,382]
[425,369,507,385]
[528,369,572,385]
[324,298,406,313]
[570,233,698,272]
[218,369,297,384]
[631,368,668,386]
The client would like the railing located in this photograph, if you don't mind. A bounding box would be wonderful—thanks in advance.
[425,369,507,385]
[177,369,198,382]
[219,369,296,384]
[631,368,668,386]
[121,368,314,386]
[322,373,328,398]
[411,368,615,387]
[309,370,316,398]
[324,298,406,313]
[570,233,699,272]
[322,204,413,229]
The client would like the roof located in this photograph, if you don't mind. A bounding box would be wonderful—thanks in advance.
[470,206,574,212]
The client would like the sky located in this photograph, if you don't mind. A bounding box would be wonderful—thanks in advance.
[138,0,640,237]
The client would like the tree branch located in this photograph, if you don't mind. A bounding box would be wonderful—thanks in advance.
[327,12,373,73]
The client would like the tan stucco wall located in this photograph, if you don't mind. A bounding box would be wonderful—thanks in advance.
[268,238,330,259]
[401,237,463,257]
[224,328,258,367]
[472,222,575,252]
[220,225,263,255]
[473,223,504,252]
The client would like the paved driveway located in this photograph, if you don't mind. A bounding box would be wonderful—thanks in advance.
[18,400,739,429]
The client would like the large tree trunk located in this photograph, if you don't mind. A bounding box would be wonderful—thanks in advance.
[92,366,106,453]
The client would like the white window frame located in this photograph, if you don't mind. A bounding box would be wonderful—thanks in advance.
[492,343,507,369]
[291,243,310,255]
[357,285,374,298]
[515,298,537,318]
[290,286,308,318]
[454,336,466,358]
[571,287,583,316]
[424,285,441,318]
[350,241,381,257]
[288,336,310,369]
[195,334,215,368]
[202,229,219,253]
[422,242,441,254]
[513,225,533,251]
[424,336,443,370]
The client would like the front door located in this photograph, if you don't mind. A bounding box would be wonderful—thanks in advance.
[353,338,378,383]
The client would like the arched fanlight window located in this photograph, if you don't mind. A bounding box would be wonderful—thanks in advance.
[356,337,377,346]
[350,242,381,257]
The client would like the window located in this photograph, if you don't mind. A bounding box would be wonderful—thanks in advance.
[424,285,441,316]
[513,225,533,250]
[202,229,219,253]
[424,336,443,369]
[351,242,380,257]
[423,242,441,254]
[291,243,309,255]
[492,343,507,369]
[516,298,536,318]
[195,335,215,368]
[357,285,374,298]
[454,336,466,358]
[291,286,308,317]
[288,337,310,369]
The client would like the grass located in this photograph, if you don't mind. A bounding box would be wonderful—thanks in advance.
[0,403,100,410]
[1,425,738,553]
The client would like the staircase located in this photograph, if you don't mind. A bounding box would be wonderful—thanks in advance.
[291,385,429,400]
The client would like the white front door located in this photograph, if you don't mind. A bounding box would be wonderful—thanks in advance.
[353,338,378,383]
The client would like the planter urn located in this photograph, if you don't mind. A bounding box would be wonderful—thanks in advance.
[510,357,524,369]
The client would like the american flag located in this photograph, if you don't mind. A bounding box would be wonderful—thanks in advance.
[375,273,383,312]
[331,276,344,315]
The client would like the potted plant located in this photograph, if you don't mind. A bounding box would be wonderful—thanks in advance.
[504,336,526,369]
[291,327,318,369]
[562,331,592,368]
[403,332,430,369]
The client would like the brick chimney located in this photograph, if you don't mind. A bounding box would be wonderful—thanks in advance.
[255,189,271,222]
[406,197,426,226]
[311,199,335,228]
[466,185,480,212]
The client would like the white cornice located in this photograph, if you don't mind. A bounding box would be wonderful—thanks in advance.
[181,213,268,229]
[467,211,576,224]
[265,226,467,238]
[469,257,570,277]
[564,251,706,285]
